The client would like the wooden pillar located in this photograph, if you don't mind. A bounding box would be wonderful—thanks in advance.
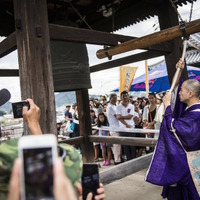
[13,0,57,135]
[76,90,94,163]
[157,1,188,85]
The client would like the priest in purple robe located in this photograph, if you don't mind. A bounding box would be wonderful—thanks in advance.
[145,58,200,200]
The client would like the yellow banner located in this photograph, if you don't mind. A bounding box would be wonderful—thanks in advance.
[120,66,138,94]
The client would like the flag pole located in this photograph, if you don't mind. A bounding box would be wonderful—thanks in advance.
[145,60,149,98]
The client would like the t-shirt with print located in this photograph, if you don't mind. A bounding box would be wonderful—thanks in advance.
[116,103,136,128]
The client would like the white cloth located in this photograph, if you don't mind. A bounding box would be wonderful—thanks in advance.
[116,103,136,128]
[110,132,121,162]
[106,104,121,162]
[106,103,119,128]
[154,103,165,135]
[142,104,159,124]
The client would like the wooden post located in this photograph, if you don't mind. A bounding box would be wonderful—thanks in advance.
[157,1,188,85]
[76,90,94,163]
[13,0,57,135]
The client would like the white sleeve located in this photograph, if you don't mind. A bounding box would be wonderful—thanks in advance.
[154,104,165,123]
[108,106,116,116]
[171,86,179,112]
[129,104,135,116]
[142,106,148,121]
[134,111,139,118]
[116,106,120,115]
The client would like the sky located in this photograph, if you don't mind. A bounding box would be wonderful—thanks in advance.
[0,0,199,101]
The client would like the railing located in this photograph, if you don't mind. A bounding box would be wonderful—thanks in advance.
[58,126,159,147]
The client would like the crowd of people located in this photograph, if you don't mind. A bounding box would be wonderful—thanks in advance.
[1,58,200,200]
[59,90,164,166]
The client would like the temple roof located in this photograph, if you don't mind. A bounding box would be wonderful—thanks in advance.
[0,0,196,36]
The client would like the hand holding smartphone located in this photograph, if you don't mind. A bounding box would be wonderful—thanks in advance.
[18,134,57,200]
[82,163,99,200]
[12,101,30,118]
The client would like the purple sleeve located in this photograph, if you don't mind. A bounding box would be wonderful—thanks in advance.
[164,105,173,130]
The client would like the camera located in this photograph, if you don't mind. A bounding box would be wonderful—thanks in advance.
[12,101,30,118]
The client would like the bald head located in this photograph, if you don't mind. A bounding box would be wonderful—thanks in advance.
[184,79,200,98]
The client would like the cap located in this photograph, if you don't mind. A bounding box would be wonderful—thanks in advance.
[0,89,11,106]
[58,143,83,186]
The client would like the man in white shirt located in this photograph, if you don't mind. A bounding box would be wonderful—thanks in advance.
[116,90,137,161]
[106,93,121,164]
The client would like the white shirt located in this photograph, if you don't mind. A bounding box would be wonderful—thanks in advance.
[106,103,119,128]
[116,103,136,128]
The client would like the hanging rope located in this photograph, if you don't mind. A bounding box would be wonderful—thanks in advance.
[66,0,93,30]
[169,0,194,40]
[169,0,194,23]
[188,1,194,22]
[169,0,184,22]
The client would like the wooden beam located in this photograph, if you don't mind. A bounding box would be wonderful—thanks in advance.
[13,0,57,135]
[100,153,152,184]
[0,51,166,77]
[96,19,200,59]
[0,32,17,59]
[0,51,165,77]
[58,136,84,145]
[0,69,19,76]
[0,26,170,60]
[49,24,170,52]
[50,24,118,46]
[90,50,166,73]
[89,136,157,147]
[76,90,94,163]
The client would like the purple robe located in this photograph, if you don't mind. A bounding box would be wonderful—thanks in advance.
[145,80,200,200]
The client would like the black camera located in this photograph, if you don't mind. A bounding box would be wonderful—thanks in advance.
[12,101,30,118]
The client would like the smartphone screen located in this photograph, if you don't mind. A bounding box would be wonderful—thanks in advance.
[23,147,54,200]
[82,164,99,200]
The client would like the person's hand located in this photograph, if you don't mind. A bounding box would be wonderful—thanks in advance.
[8,159,21,200]
[176,58,185,70]
[116,115,121,120]
[76,182,105,200]
[22,98,42,134]
[8,158,77,200]
[163,92,171,108]
[54,158,77,200]
[126,124,131,128]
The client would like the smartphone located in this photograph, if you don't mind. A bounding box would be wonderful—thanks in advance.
[82,163,99,200]
[12,101,30,118]
[18,134,57,200]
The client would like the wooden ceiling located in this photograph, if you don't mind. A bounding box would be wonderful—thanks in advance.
[0,0,196,36]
